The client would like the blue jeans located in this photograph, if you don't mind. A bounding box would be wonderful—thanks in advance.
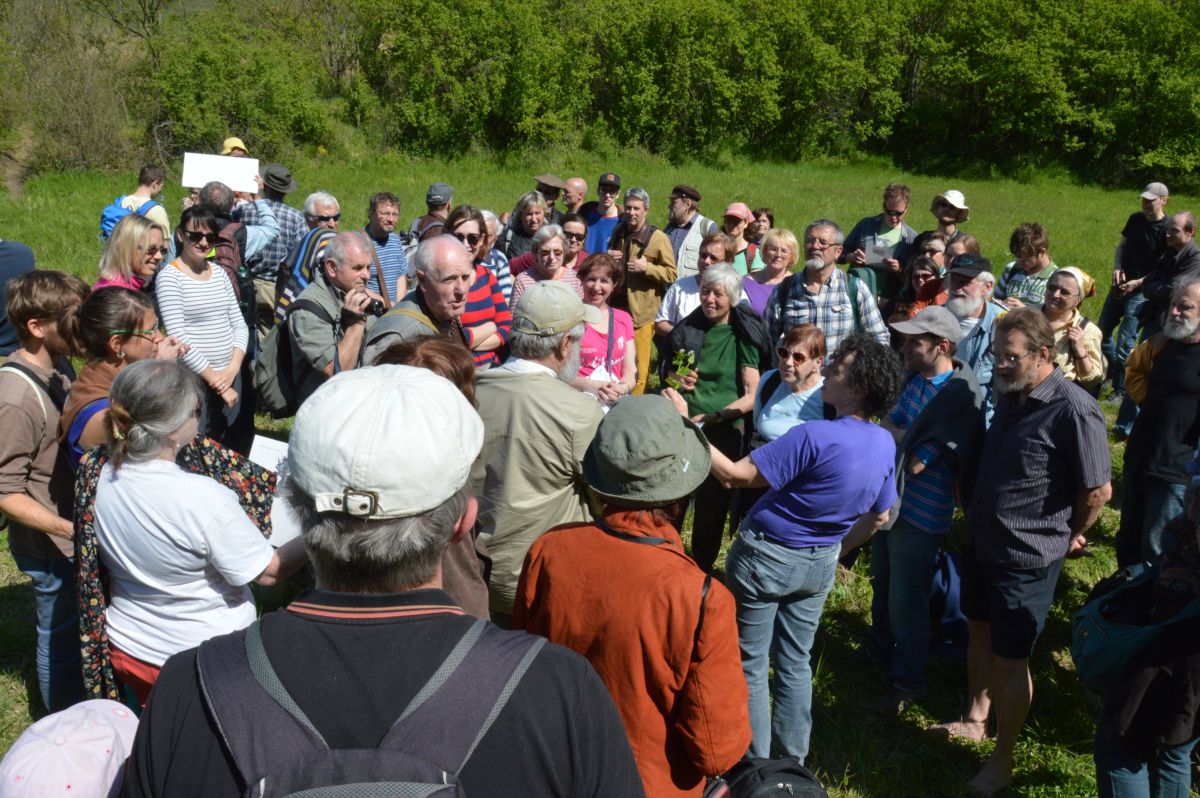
[724,528,839,763]
[868,518,941,693]
[1098,289,1146,392]
[1117,476,1186,567]
[11,553,84,712]
[1095,715,1198,797]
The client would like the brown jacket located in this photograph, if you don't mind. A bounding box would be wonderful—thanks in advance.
[513,509,750,798]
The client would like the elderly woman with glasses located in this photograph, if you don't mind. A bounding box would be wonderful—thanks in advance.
[444,204,512,368]
[94,214,168,293]
[510,224,585,303]
[157,205,250,452]
[508,213,589,278]
[659,263,771,573]
[1041,266,1105,392]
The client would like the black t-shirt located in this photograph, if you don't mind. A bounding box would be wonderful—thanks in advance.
[0,240,35,356]
[1125,339,1200,483]
[121,589,645,798]
[1119,212,1169,279]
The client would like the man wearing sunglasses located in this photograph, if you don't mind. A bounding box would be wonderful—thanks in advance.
[273,192,343,324]
[840,183,918,301]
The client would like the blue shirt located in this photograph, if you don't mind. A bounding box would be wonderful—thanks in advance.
[890,370,956,533]
[753,371,824,443]
[365,228,412,302]
[585,212,621,255]
[748,417,896,547]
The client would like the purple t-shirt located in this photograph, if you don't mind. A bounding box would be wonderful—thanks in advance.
[741,276,778,318]
[747,416,897,547]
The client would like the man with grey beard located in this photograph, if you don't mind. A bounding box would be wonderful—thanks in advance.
[1117,275,1200,566]
[944,254,1005,423]
[472,282,604,626]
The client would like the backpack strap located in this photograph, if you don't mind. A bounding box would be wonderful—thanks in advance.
[367,239,393,309]
[135,198,158,215]
[0,361,66,416]
[694,574,712,653]
[846,272,862,331]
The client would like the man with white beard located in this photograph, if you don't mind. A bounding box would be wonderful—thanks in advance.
[944,254,1005,423]
[472,281,604,626]
[1117,275,1200,566]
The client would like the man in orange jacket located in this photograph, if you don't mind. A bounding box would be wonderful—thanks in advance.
[513,395,751,798]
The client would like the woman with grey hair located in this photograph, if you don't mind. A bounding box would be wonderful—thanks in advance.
[498,191,548,260]
[659,263,772,572]
[83,359,307,704]
[510,224,584,303]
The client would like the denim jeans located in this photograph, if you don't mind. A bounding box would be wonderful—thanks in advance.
[1098,289,1146,392]
[11,553,84,712]
[868,518,941,693]
[1116,476,1186,567]
[724,528,839,763]
[1094,715,1198,798]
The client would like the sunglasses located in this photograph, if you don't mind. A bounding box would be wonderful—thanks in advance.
[453,232,482,247]
[309,213,341,223]
[776,346,811,362]
[883,207,907,217]
[563,232,586,242]
[144,246,169,256]
[183,229,219,244]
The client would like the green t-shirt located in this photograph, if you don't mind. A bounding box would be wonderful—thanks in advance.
[686,323,759,417]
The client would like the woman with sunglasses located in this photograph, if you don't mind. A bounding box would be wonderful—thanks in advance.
[156,206,250,452]
[881,256,949,342]
[94,215,168,293]
[507,212,589,278]
[79,359,307,705]
[58,287,188,469]
[445,204,512,368]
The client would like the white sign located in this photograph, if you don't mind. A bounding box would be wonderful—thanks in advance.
[181,152,259,193]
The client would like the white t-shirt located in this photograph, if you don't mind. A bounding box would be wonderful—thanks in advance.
[655,276,701,325]
[93,458,275,666]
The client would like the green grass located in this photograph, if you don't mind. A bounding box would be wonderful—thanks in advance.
[0,152,1163,791]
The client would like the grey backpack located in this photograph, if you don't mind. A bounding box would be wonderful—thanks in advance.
[197,618,545,797]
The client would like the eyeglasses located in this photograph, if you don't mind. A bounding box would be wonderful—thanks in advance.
[598,187,618,195]
[183,229,218,244]
[144,246,169,256]
[993,350,1035,367]
[776,346,811,363]
[1044,284,1077,298]
[563,232,586,242]
[309,213,341,223]
[452,232,482,247]
[110,327,160,340]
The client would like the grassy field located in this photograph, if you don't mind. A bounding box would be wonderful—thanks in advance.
[0,151,1182,793]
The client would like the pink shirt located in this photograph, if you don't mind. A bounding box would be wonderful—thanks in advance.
[511,267,584,304]
[578,307,634,380]
[93,274,145,292]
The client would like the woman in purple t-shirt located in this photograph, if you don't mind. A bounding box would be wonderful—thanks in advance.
[741,228,798,318]
[666,331,903,765]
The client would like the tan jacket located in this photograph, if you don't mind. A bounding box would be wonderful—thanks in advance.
[472,365,603,614]
[609,224,677,327]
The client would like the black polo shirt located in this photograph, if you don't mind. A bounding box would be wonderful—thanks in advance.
[121,588,644,797]
[966,368,1110,568]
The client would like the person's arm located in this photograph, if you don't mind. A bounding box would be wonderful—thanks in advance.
[253,537,309,586]
[1064,322,1104,388]
[1112,238,1127,289]
[327,316,367,376]
[0,494,72,540]
[654,319,675,336]
[697,366,759,424]
[839,509,889,555]
[856,279,891,345]
[216,270,249,390]
[663,387,766,487]
[240,199,279,260]
[880,412,905,445]
[641,234,677,285]
[1067,482,1112,557]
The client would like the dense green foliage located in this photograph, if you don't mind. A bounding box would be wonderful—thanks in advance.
[1,0,1197,187]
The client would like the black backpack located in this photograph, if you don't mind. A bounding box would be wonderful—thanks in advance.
[252,298,334,418]
[197,617,546,797]
[706,757,830,798]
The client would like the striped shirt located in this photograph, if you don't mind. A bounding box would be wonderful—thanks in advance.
[156,261,248,374]
[994,260,1058,306]
[765,267,889,352]
[890,370,956,533]
[364,228,412,302]
[966,367,1111,568]
[462,265,512,368]
[482,249,513,304]
[511,268,584,304]
[236,199,306,279]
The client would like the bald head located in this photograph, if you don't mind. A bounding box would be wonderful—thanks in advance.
[564,177,587,213]
[413,235,475,321]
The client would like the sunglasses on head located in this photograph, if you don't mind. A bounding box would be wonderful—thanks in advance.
[453,232,482,247]
[183,229,218,244]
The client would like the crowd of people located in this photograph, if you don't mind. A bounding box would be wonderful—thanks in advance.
[0,145,1199,797]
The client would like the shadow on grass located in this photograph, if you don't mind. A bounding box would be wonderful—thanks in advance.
[0,579,48,741]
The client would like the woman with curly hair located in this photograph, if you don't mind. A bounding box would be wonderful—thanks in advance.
[666,331,903,765]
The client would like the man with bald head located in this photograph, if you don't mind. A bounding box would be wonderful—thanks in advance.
[563,177,588,215]
[362,235,476,363]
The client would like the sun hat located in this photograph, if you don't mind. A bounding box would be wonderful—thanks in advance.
[0,699,139,798]
[932,190,970,222]
[583,396,711,506]
[511,281,603,336]
[221,136,248,155]
[890,305,964,343]
[289,365,483,519]
[1053,266,1096,299]
[261,163,297,195]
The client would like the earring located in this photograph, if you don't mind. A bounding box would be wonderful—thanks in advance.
[117,351,126,360]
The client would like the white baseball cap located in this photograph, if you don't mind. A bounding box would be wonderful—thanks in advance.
[0,699,139,798]
[288,365,484,519]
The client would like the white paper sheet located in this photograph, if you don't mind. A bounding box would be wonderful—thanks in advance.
[181,153,259,193]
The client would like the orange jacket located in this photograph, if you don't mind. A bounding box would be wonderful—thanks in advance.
[513,509,750,798]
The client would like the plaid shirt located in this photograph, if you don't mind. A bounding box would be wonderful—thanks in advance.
[237,199,307,279]
[765,267,889,352]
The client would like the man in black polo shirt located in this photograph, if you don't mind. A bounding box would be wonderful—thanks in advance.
[122,366,643,797]
[931,308,1111,796]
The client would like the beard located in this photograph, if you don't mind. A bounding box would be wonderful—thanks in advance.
[992,368,1032,395]
[946,294,983,319]
[803,256,825,271]
[557,336,582,383]
[1163,314,1200,342]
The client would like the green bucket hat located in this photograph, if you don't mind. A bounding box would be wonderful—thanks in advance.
[582,396,711,507]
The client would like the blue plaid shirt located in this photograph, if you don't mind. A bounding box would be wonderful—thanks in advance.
[765,267,889,352]
[237,199,307,279]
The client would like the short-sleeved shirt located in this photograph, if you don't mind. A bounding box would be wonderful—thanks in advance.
[994,260,1058,306]
[752,371,824,442]
[966,368,1111,568]
[93,459,274,666]
[741,276,778,318]
[748,416,897,547]
[686,323,758,417]
[579,308,634,380]
[890,370,956,533]
[656,277,701,327]
[364,228,412,302]
[1119,212,1169,280]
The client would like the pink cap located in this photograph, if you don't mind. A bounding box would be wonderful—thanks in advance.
[723,202,754,223]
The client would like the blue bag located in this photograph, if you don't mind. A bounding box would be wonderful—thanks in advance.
[929,550,969,662]
[99,195,158,239]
